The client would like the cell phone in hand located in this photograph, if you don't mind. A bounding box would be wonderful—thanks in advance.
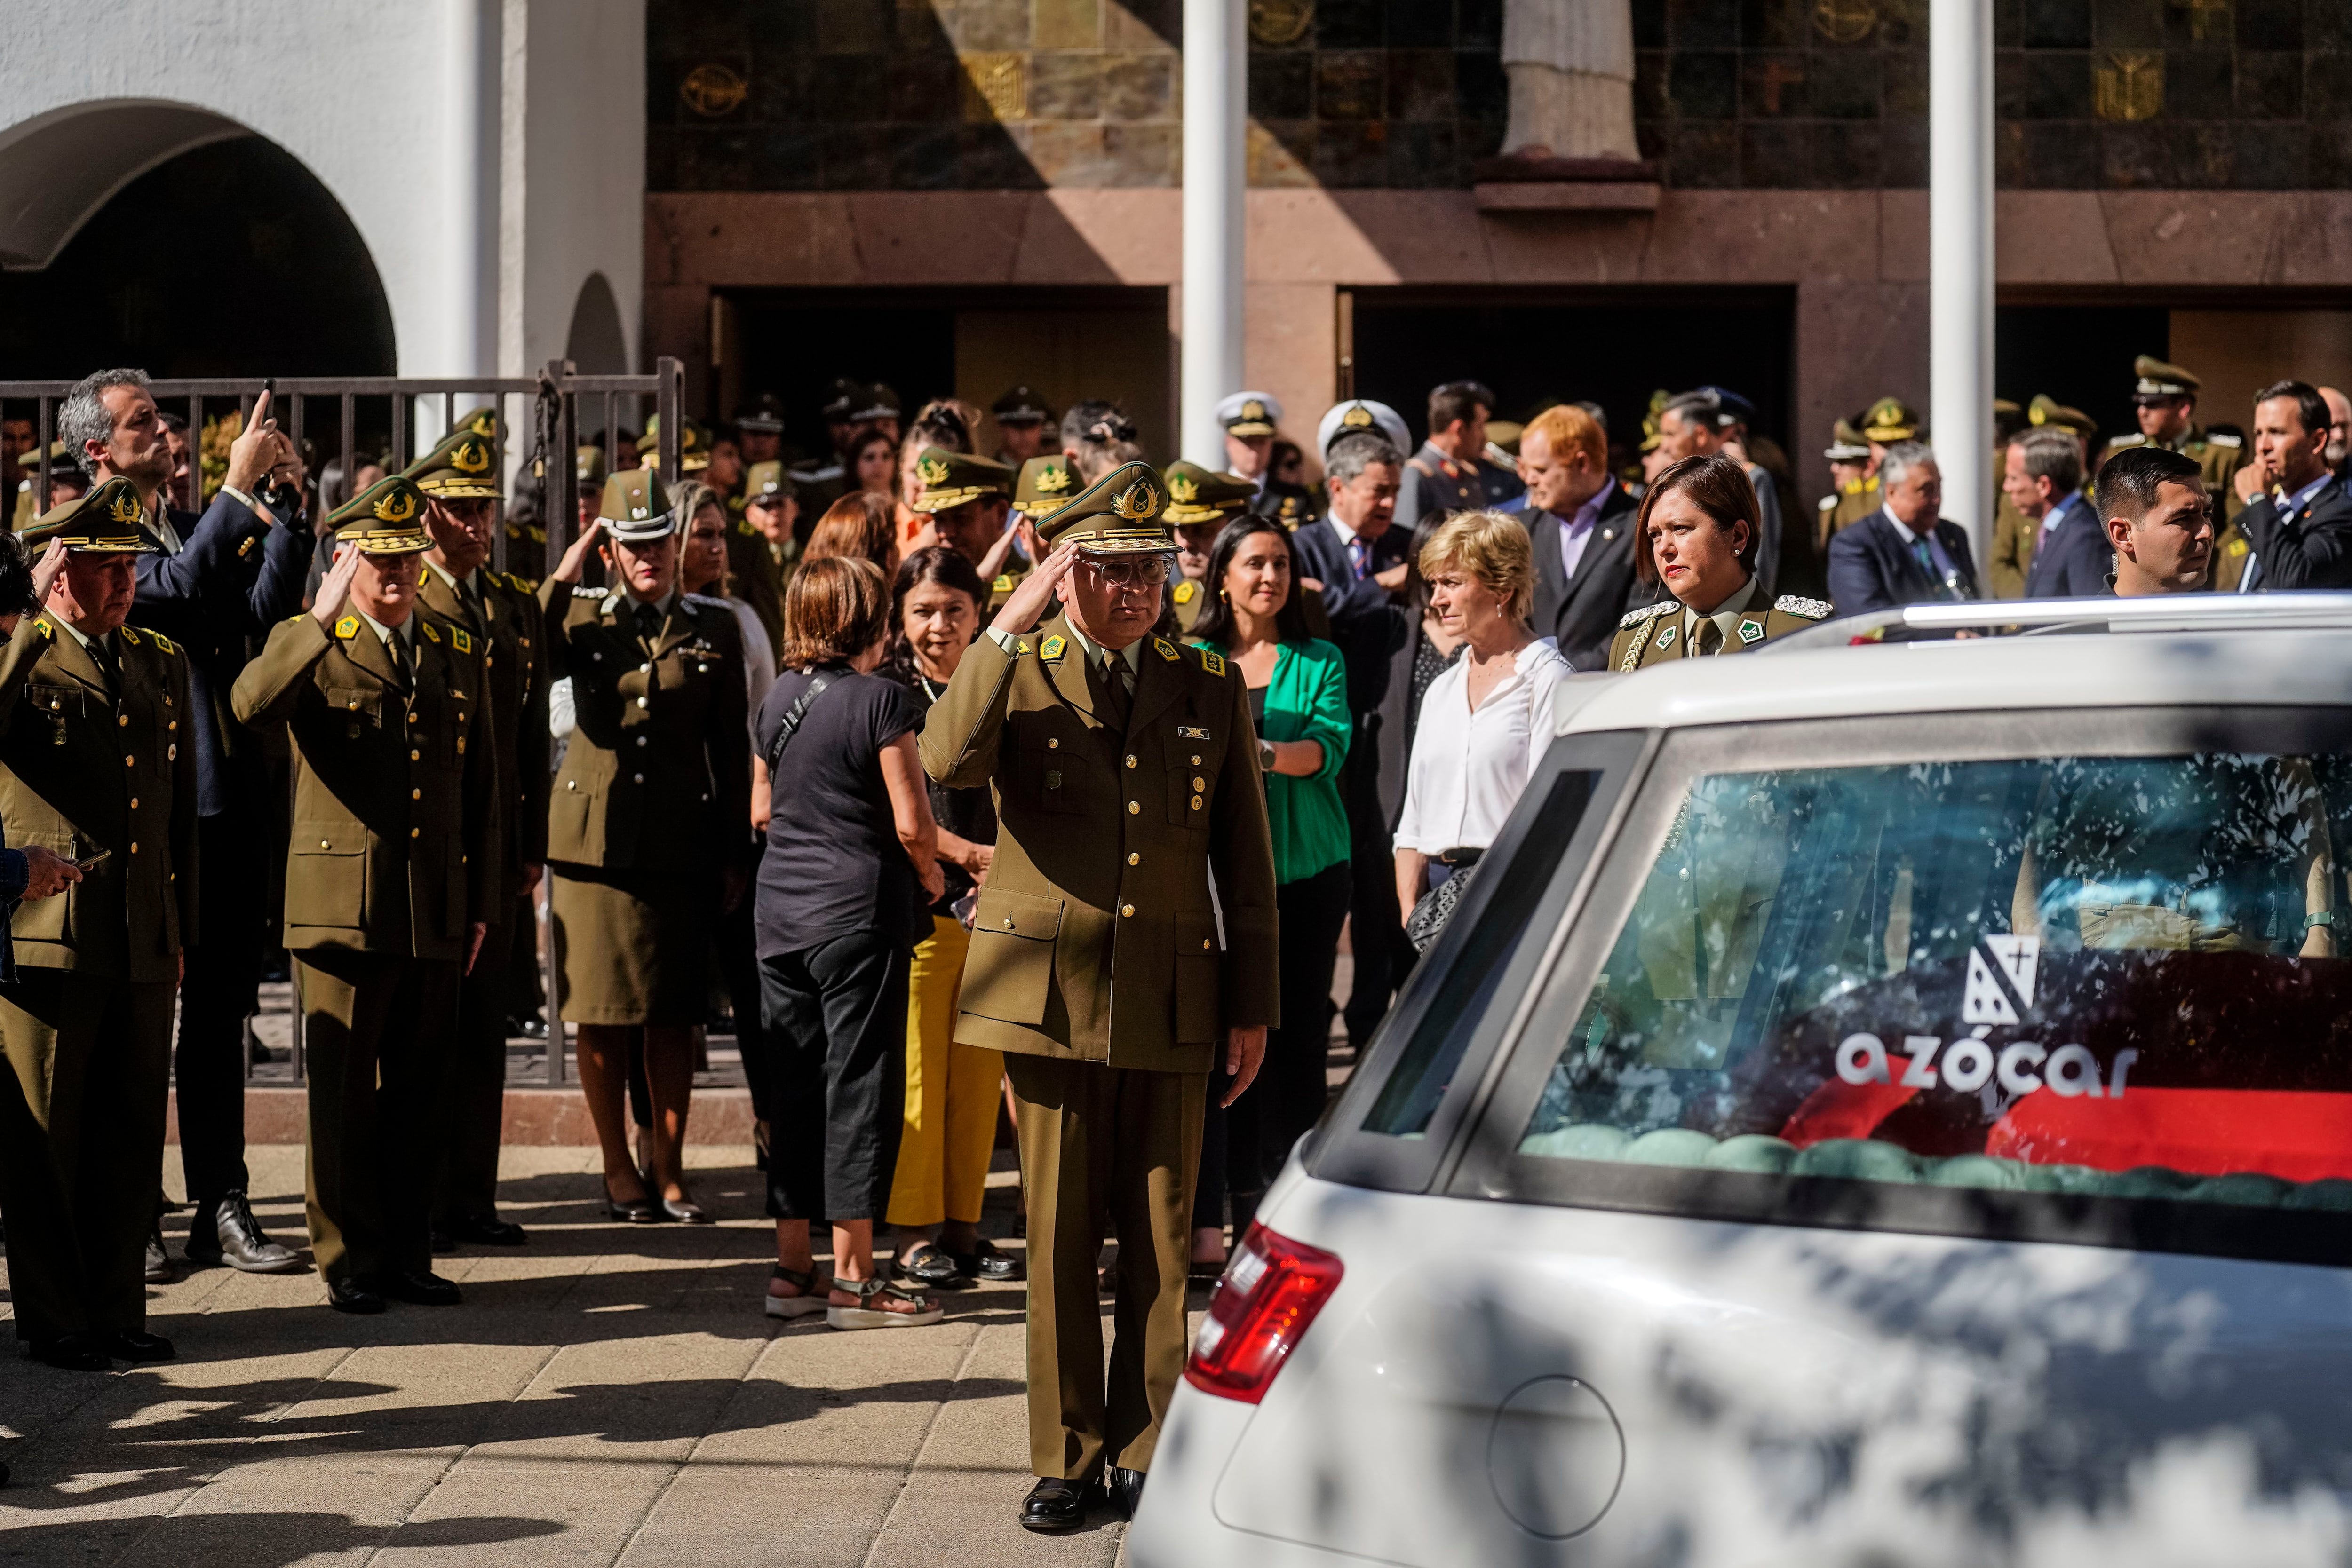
[72,848,111,874]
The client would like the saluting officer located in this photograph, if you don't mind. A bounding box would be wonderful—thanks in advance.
[922,461,1279,1533]
[230,475,494,1315]
[0,480,197,1369]
[1611,455,1830,672]
[1162,460,1258,632]
[402,428,549,1250]
[1216,392,1320,527]
[539,470,752,1224]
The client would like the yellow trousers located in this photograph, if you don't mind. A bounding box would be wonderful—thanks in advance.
[886,915,1003,1227]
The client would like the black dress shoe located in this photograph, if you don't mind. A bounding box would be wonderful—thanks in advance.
[186,1190,302,1274]
[946,1240,1023,1283]
[1104,1466,1146,1520]
[604,1177,658,1224]
[326,1279,386,1315]
[108,1331,175,1363]
[659,1196,712,1225]
[371,1270,462,1307]
[1019,1476,1092,1533]
[27,1334,111,1370]
[446,1213,527,1247]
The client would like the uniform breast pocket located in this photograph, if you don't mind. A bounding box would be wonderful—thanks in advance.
[323,685,382,738]
[1020,733,1093,816]
[24,683,76,745]
[961,888,1063,1026]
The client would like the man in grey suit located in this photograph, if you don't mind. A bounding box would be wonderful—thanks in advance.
[1522,404,1648,669]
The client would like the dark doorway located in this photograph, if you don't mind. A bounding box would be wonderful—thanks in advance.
[723,286,1172,466]
[0,135,393,379]
[1995,304,2169,452]
[1347,287,1797,467]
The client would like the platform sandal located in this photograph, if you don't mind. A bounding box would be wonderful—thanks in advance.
[764,1264,832,1320]
[826,1274,943,1331]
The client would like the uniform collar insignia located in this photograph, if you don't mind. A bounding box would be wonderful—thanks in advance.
[1039,634,1067,662]
[1152,637,1180,661]
[1655,625,1678,649]
[334,615,359,639]
[1738,618,1764,643]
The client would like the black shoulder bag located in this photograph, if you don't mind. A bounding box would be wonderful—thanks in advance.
[763,665,844,779]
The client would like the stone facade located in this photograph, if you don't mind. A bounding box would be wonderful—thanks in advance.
[647,0,2352,192]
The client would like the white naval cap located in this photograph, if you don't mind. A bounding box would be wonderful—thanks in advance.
[1215,391,1283,436]
[1316,398,1411,459]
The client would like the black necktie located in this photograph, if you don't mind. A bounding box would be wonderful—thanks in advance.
[91,635,121,692]
[1095,653,1133,730]
[636,601,663,644]
[461,574,486,630]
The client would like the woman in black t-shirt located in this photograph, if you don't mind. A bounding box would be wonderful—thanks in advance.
[878,548,1020,1290]
[753,557,946,1329]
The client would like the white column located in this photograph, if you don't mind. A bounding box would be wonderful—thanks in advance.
[1181,0,1245,467]
[438,0,498,381]
[1929,0,1993,570]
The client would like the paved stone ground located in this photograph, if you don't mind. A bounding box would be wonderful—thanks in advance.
[0,1146,1148,1567]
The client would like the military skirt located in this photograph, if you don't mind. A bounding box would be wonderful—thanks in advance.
[549,864,712,1027]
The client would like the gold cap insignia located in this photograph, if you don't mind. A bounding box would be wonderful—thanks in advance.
[1168,473,1199,504]
[452,437,493,474]
[1241,399,1265,421]
[918,454,952,486]
[374,487,418,523]
[1342,405,1373,428]
[1112,478,1159,520]
[108,489,141,526]
[1034,464,1071,495]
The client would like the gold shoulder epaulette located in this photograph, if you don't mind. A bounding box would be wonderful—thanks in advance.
[1619,600,1672,630]
[1774,595,1834,622]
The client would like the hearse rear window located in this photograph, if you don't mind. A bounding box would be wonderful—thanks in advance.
[1518,752,2352,1211]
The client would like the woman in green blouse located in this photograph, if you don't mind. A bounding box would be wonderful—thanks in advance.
[1185,517,1352,1269]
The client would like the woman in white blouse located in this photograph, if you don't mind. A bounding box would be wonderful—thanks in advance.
[1392,510,1573,915]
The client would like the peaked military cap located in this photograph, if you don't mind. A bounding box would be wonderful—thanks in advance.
[744,460,794,503]
[852,383,902,422]
[455,406,502,443]
[1485,419,1525,458]
[1860,396,1922,443]
[638,415,711,472]
[1216,391,1283,437]
[1013,454,1080,522]
[1035,460,1171,555]
[1684,385,1755,428]
[404,426,503,499]
[735,394,785,434]
[576,445,606,486]
[1823,419,1870,462]
[992,385,1052,425]
[2133,356,2201,402]
[1639,388,1670,454]
[23,475,158,554]
[1316,398,1410,458]
[328,474,431,554]
[910,447,1013,513]
[2028,394,2098,440]
[820,379,862,422]
[597,468,675,541]
[1160,460,1256,527]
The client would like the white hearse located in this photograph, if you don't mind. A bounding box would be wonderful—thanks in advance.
[1135,597,2352,1568]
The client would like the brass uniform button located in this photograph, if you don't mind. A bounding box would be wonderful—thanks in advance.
[1127,801,1139,815]
[411,788,421,800]
[1127,852,1139,865]
[410,749,421,760]
[1125,755,1136,768]
[1202,939,1214,950]
[129,842,138,854]
[1047,737,1059,750]
[1120,904,1135,918]
[129,797,138,809]
[123,754,133,767]
[1191,754,1202,765]
[117,713,127,727]
[1191,795,1203,810]
[410,827,421,839]
[1192,776,1205,790]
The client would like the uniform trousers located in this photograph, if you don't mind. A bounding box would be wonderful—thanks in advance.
[0,970,175,1343]
[759,930,908,1223]
[1006,1053,1205,1481]
[885,915,1002,1228]
[295,949,458,1286]
[432,897,526,1227]
[175,806,266,1205]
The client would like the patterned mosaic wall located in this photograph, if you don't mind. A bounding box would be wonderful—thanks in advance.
[644,0,2352,190]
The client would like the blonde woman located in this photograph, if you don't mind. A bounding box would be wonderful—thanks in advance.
[1391,510,1572,919]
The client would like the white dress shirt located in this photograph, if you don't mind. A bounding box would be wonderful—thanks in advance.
[1393,636,1573,855]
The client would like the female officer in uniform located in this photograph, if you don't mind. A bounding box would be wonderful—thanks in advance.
[540,470,753,1224]
[1609,454,1831,672]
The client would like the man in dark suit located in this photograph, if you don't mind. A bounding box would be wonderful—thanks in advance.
[2238,379,2352,592]
[1825,441,1982,615]
[60,369,312,1276]
[2007,428,2111,598]
[1289,430,1409,1050]
[1521,403,1647,669]
[1393,380,1506,535]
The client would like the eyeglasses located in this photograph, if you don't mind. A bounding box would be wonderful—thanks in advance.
[1079,553,1173,589]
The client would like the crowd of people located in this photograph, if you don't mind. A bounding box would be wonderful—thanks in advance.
[0,345,2345,1528]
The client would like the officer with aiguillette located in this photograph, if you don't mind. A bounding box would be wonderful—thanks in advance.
[231,475,495,1316]
[0,479,196,1370]
[403,425,549,1251]
[921,461,1279,1534]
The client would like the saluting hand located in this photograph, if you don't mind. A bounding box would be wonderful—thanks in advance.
[990,539,1082,636]
[29,539,67,608]
[311,541,361,628]
[551,520,605,586]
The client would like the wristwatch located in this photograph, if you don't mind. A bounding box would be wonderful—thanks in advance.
[1259,740,1277,775]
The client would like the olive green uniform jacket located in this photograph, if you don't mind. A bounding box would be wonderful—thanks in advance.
[421,566,549,903]
[230,610,495,958]
[0,618,199,976]
[920,613,1281,1075]
[536,585,753,871]
[1608,593,1832,672]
